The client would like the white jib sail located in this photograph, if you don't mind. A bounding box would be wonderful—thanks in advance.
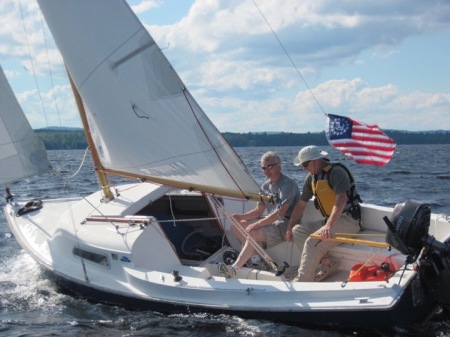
[0,65,51,186]
[37,0,261,200]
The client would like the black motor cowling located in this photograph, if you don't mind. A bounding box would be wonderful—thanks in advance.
[385,200,431,260]
[384,200,450,306]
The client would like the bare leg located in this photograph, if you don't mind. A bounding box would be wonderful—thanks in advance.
[233,228,266,269]
[231,219,257,244]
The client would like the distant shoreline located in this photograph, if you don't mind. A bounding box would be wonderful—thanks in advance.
[36,129,450,150]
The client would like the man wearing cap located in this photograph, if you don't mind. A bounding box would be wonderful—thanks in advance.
[286,145,361,282]
[217,151,300,278]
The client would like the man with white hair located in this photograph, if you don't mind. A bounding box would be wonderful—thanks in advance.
[286,145,362,282]
[218,151,300,278]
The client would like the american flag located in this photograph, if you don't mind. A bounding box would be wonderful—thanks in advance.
[325,113,396,166]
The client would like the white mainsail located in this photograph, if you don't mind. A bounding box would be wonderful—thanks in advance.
[0,65,51,186]
[37,0,261,200]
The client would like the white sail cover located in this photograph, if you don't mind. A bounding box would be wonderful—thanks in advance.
[37,0,260,199]
[0,65,51,186]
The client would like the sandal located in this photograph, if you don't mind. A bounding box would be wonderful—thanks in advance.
[314,259,340,282]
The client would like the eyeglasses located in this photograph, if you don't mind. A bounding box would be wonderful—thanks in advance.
[261,163,278,170]
[301,160,311,168]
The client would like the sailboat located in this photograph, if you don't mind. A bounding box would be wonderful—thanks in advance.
[3,0,450,329]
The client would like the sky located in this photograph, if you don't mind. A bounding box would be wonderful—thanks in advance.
[0,0,449,133]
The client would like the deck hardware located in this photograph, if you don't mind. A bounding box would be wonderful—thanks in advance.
[356,297,369,304]
[173,270,182,282]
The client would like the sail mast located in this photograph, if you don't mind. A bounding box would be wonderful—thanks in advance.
[67,71,114,201]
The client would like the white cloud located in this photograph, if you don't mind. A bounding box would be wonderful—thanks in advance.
[1,0,449,132]
[16,84,78,128]
[129,0,162,14]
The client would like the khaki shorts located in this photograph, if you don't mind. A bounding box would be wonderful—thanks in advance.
[262,220,288,248]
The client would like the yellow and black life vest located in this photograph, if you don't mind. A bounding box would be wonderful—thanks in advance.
[312,163,362,219]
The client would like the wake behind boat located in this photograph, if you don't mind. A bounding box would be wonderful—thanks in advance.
[3,0,450,329]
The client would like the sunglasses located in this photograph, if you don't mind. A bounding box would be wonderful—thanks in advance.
[301,160,311,168]
[261,163,278,170]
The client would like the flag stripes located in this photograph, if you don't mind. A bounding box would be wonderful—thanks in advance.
[325,114,396,166]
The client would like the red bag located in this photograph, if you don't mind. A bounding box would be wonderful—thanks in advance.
[348,262,396,282]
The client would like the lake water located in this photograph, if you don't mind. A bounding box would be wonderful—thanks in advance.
[1,145,450,336]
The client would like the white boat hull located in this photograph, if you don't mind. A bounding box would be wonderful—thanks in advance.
[5,182,450,328]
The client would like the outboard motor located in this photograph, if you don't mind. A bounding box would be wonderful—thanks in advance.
[385,200,431,262]
[384,200,450,306]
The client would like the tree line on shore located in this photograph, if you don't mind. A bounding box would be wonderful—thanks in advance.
[35,129,450,150]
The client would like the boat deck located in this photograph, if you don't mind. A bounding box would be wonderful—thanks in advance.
[195,228,405,284]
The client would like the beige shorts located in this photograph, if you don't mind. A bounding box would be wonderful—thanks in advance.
[262,220,288,248]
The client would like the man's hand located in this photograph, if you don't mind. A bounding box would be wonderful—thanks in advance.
[285,229,293,241]
[319,224,332,241]
[232,214,243,222]
[246,221,260,232]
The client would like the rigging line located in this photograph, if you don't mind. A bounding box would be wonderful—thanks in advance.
[18,0,49,127]
[66,147,90,179]
[341,248,383,287]
[168,193,177,223]
[51,165,91,282]
[84,216,228,225]
[39,10,62,127]
[181,89,249,199]
[55,165,118,232]
[157,216,227,223]
[252,0,327,116]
